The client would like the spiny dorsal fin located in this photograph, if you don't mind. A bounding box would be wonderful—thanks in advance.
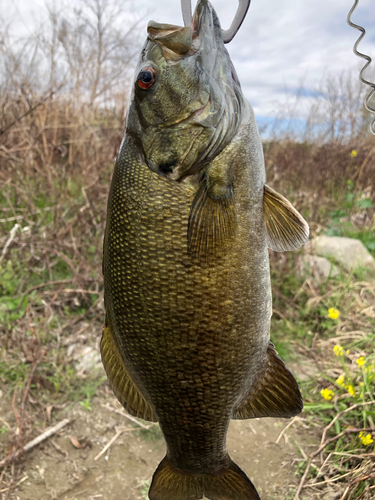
[187,178,237,264]
[263,184,309,252]
[232,342,303,419]
[101,320,157,422]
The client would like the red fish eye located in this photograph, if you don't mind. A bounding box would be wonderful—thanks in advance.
[137,67,156,89]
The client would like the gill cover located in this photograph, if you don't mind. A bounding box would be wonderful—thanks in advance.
[126,0,244,182]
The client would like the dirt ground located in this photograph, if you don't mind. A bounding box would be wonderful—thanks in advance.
[1,361,318,500]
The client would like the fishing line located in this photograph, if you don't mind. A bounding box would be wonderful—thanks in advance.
[347,0,375,135]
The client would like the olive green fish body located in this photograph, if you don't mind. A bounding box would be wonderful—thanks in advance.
[104,105,269,472]
[102,1,309,498]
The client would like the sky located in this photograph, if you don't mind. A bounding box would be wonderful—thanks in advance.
[143,0,375,125]
[3,0,375,128]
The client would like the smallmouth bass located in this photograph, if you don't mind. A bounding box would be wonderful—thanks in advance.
[102,1,309,499]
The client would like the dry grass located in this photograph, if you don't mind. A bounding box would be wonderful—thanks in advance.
[1,1,375,498]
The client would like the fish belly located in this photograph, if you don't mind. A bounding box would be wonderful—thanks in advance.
[103,133,271,473]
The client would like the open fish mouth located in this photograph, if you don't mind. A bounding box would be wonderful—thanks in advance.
[147,22,193,55]
[147,0,221,57]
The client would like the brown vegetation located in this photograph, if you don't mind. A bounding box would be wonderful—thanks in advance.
[1,1,375,499]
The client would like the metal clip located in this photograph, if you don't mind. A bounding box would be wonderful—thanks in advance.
[181,0,251,43]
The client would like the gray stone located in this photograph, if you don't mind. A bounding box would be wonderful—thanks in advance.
[74,346,103,376]
[310,236,375,272]
[299,255,339,282]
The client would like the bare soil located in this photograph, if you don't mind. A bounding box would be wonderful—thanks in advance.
[1,358,318,500]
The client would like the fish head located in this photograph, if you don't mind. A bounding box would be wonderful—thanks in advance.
[126,0,244,181]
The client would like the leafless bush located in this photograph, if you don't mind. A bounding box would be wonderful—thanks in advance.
[268,70,375,144]
[0,0,142,138]
[0,0,143,302]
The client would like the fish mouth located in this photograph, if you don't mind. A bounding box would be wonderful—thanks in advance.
[147,0,221,57]
[147,22,193,55]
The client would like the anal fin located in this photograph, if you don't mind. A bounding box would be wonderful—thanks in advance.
[264,184,309,252]
[101,320,157,422]
[232,342,303,419]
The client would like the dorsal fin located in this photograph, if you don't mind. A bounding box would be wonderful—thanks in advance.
[263,184,309,252]
[232,342,303,419]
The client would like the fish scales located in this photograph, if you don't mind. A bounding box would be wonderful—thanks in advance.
[105,130,268,462]
[102,1,309,498]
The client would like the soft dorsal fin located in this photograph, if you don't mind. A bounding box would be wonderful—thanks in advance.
[232,342,303,419]
[101,319,157,422]
[263,184,309,252]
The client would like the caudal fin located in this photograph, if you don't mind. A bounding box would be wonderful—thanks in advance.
[149,456,261,500]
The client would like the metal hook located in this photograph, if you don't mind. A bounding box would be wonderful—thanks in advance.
[181,0,251,43]
[347,0,375,135]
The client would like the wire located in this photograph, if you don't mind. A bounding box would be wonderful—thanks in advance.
[347,0,375,135]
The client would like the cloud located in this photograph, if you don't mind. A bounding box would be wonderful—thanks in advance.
[4,0,375,124]
[143,0,375,120]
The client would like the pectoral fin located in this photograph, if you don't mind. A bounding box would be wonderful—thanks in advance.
[263,185,309,252]
[232,342,303,419]
[101,320,157,422]
[188,166,237,263]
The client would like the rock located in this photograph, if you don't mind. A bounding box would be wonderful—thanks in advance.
[288,355,320,382]
[299,255,339,282]
[74,346,103,377]
[310,236,375,272]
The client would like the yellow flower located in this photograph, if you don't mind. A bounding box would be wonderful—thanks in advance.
[328,308,340,320]
[359,432,373,446]
[350,150,358,158]
[356,356,365,367]
[333,345,344,357]
[336,374,345,386]
[359,382,364,386]
[346,385,356,397]
[365,365,374,374]
[321,388,335,400]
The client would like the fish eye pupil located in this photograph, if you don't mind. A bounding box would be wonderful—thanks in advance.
[137,67,156,89]
[140,70,152,83]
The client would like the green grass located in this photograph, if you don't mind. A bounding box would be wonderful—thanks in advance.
[325,182,375,254]
[1,128,375,498]
[137,424,163,442]
[140,480,151,499]
[267,176,375,496]
[0,359,31,394]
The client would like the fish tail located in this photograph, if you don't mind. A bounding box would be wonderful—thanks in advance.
[149,455,261,500]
